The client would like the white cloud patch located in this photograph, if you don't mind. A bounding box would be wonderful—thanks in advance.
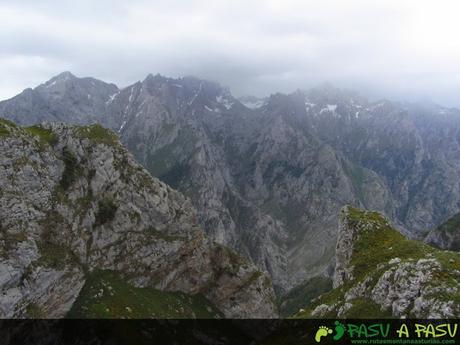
[1,0,460,106]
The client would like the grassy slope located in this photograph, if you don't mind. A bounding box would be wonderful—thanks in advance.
[74,123,120,146]
[429,212,460,250]
[279,276,332,317]
[0,118,18,137]
[25,125,58,146]
[294,207,460,318]
[67,270,222,319]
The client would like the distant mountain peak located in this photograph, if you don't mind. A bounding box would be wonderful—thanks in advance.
[143,73,166,83]
[54,71,77,81]
[40,71,77,89]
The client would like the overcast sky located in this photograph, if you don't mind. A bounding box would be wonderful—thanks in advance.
[1,0,460,106]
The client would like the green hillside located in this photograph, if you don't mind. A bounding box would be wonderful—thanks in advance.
[294,207,460,318]
[67,270,222,319]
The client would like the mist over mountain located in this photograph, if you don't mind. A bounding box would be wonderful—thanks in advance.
[2,72,460,302]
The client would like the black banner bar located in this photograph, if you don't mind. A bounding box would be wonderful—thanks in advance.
[0,319,458,345]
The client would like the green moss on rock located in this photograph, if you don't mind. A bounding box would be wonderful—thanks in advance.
[0,118,17,137]
[36,241,80,270]
[75,124,119,146]
[25,125,58,146]
[26,302,45,318]
[94,197,118,227]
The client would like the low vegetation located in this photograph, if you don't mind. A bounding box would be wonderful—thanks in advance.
[67,270,222,318]
[0,118,17,137]
[26,303,45,318]
[36,241,79,270]
[25,125,58,146]
[347,207,433,280]
[75,124,119,146]
[94,197,118,226]
[294,207,460,318]
[59,147,81,190]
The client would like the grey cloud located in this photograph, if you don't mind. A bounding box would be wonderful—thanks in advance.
[1,0,460,107]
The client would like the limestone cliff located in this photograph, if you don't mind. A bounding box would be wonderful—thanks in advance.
[0,119,277,318]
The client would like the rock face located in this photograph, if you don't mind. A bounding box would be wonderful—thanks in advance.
[0,119,277,318]
[297,206,460,318]
[426,212,460,251]
[0,72,118,126]
[2,73,460,295]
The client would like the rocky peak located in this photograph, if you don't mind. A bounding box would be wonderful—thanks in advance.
[37,71,118,95]
[298,206,460,318]
[37,71,78,91]
[137,74,228,111]
[141,73,169,90]
[180,76,226,103]
[333,205,393,288]
[143,72,163,82]
[49,70,76,82]
[0,72,119,126]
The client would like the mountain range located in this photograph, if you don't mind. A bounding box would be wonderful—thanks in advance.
[1,72,459,311]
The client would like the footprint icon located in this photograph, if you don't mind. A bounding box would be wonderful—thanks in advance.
[315,326,333,343]
[333,321,346,341]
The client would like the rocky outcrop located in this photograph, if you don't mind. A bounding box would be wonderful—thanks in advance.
[0,119,277,318]
[297,206,460,318]
[333,206,362,288]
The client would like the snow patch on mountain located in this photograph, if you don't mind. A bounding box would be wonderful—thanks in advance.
[217,95,234,110]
